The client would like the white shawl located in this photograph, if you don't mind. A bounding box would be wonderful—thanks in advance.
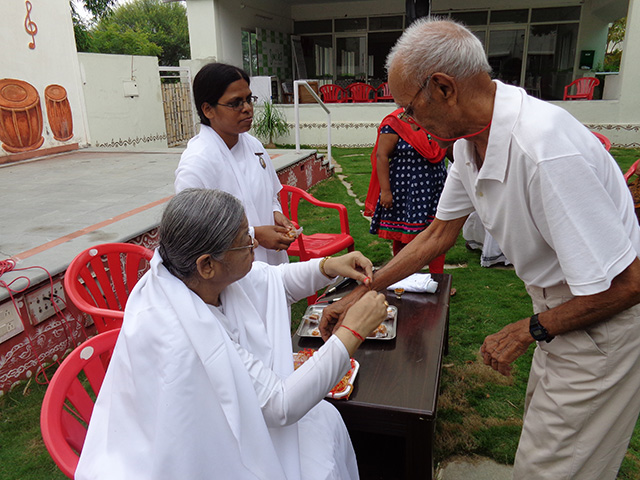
[75,252,350,480]
[175,125,288,265]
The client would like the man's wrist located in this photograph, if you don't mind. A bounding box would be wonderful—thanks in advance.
[529,314,554,343]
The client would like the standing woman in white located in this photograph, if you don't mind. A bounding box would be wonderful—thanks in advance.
[175,63,295,264]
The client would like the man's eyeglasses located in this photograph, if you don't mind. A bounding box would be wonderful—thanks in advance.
[398,75,432,125]
[226,229,256,253]
[217,95,259,112]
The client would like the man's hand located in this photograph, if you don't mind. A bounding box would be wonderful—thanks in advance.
[480,318,533,376]
[319,286,368,341]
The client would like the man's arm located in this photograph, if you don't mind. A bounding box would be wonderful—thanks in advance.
[319,216,468,340]
[482,257,640,376]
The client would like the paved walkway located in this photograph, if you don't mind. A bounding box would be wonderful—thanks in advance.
[436,456,513,479]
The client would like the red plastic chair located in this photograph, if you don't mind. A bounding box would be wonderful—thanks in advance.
[624,159,640,183]
[41,329,120,479]
[279,185,355,303]
[64,243,153,333]
[563,77,600,101]
[346,83,376,103]
[375,82,393,102]
[319,84,347,103]
[592,131,611,152]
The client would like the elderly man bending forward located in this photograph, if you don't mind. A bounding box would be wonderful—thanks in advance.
[320,18,640,480]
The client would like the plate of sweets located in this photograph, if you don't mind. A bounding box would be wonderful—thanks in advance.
[296,303,398,340]
[293,348,359,400]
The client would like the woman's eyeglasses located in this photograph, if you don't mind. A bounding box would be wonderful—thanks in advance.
[217,95,259,112]
[226,229,256,253]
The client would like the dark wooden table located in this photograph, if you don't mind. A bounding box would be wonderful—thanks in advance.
[293,274,451,480]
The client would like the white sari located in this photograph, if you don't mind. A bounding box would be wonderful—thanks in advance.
[175,125,288,265]
[76,252,358,480]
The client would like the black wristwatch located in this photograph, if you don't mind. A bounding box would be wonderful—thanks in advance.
[529,314,554,343]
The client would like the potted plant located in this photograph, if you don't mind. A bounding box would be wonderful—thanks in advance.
[252,100,290,148]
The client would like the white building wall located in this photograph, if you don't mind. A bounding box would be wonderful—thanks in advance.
[186,0,293,67]
[78,53,167,149]
[0,0,89,157]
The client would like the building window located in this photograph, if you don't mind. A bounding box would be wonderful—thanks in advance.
[293,20,332,35]
[293,15,405,86]
[436,6,581,100]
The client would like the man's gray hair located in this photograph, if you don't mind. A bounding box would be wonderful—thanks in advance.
[158,188,245,280]
[386,17,491,88]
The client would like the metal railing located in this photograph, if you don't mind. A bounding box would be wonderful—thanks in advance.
[293,80,331,165]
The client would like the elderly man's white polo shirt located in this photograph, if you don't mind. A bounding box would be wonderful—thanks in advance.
[436,81,640,295]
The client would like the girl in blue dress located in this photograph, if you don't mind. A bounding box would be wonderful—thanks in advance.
[365,108,448,272]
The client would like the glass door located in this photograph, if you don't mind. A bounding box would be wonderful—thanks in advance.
[487,28,526,86]
[336,35,367,86]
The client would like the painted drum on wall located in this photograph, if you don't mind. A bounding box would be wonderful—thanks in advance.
[44,84,73,142]
[0,78,44,153]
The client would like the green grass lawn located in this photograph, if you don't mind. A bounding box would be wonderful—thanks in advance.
[2,146,640,480]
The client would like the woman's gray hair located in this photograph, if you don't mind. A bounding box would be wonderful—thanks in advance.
[158,188,245,280]
[386,17,491,88]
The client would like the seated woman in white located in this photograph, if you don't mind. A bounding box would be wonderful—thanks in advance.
[75,188,388,480]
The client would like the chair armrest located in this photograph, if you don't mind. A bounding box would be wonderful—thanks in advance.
[625,159,640,182]
[290,188,351,235]
[75,302,125,321]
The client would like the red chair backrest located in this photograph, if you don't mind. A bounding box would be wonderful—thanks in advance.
[346,82,376,102]
[375,82,392,101]
[64,243,153,333]
[564,77,599,100]
[319,84,347,103]
[279,185,350,235]
[592,131,611,152]
[41,329,120,479]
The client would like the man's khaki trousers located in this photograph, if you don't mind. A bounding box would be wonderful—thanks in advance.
[513,283,640,480]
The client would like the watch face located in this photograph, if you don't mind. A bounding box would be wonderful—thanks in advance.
[531,326,545,339]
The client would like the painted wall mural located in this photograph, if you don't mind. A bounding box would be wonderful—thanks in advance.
[256,28,292,80]
[24,0,37,50]
[44,84,73,141]
[0,78,44,153]
[0,79,74,154]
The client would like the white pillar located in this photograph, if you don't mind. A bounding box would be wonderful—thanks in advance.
[185,0,222,61]
[618,0,640,123]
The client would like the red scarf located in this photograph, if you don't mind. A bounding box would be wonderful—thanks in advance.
[364,108,446,216]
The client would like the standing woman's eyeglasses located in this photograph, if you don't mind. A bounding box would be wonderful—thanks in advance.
[217,95,259,112]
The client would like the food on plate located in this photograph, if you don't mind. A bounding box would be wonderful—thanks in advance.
[293,349,358,399]
[369,323,388,338]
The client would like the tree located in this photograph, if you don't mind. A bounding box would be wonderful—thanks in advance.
[252,101,290,148]
[90,23,162,57]
[83,0,190,66]
[607,17,626,54]
[605,17,626,71]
